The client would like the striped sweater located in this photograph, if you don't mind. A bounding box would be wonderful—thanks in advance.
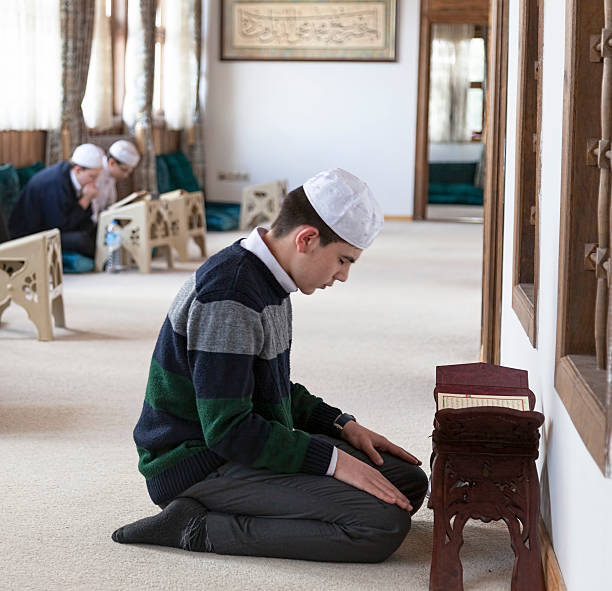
[134,241,342,505]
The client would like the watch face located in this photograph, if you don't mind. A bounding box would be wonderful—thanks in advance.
[336,414,355,429]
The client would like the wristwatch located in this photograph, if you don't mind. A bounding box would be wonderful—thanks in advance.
[333,413,356,433]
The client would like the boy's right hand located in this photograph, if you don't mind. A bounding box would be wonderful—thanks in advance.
[333,448,413,511]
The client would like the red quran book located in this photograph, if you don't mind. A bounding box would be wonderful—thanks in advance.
[434,362,535,412]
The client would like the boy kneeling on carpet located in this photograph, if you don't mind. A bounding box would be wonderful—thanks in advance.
[112,169,428,562]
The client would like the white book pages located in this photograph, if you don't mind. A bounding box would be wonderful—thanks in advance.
[438,393,529,411]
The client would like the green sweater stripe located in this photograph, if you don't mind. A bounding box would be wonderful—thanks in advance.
[145,358,199,421]
[137,442,206,479]
[290,383,325,428]
[253,423,311,473]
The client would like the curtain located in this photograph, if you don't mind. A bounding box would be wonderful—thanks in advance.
[0,1,62,131]
[164,0,198,130]
[58,0,96,159]
[123,0,157,191]
[82,0,114,130]
[179,0,206,190]
[429,24,475,143]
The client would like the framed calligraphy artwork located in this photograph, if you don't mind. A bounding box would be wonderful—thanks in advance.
[221,0,397,61]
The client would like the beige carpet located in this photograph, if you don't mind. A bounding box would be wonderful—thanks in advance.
[0,221,514,591]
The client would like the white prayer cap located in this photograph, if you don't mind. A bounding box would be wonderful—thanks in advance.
[303,168,384,249]
[109,140,140,167]
[71,143,104,169]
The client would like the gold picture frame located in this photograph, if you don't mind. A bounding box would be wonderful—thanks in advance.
[221,0,397,61]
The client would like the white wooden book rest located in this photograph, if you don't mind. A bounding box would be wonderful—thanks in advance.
[95,191,174,273]
[160,190,207,261]
[239,180,287,230]
[0,229,65,341]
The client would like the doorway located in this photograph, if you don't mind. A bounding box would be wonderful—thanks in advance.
[413,0,509,363]
[427,23,487,223]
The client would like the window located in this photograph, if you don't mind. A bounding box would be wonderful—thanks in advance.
[467,33,486,141]
[429,25,487,144]
[512,0,544,347]
[556,0,611,476]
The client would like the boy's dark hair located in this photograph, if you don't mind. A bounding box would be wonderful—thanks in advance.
[107,152,125,166]
[271,186,347,246]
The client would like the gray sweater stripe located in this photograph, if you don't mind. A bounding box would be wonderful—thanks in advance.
[167,274,197,336]
[168,274,292,360]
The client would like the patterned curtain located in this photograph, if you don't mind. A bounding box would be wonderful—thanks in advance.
[47,1,95,164]
[124,0,157,192]
[82,0,114,130]
[179,0,206,192]
[62,0,96,158]
[47,1,96,164]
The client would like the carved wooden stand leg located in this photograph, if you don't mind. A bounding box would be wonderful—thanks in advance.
[193,234,206,257]
[187,192,207,259]
[506,463,545,590]
[430,504,468,590]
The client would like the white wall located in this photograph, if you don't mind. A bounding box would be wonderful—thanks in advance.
[500,1,612,589]
[202,1,421,216]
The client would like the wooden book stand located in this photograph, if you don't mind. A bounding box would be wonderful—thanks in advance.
[160,189,207,262]
[94,191,174,273]
[239,180,287,230]
[428,362,545,591]
[0,229,65,340]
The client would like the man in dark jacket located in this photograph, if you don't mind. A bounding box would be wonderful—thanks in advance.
[9,143,104,257]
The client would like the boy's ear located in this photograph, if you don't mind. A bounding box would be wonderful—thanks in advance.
[295,226,320,253]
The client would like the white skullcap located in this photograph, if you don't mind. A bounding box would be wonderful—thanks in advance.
[71,143,104,169]
[303,168,384,249]
[109,140,140,167]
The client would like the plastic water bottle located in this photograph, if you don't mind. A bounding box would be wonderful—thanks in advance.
[105,220,122,273]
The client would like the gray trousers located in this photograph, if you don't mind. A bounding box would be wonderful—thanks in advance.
[175,435,429,563]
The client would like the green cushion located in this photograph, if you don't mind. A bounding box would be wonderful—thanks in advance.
[205,202,240,231]
[162,150,201,192]
[428,183,483,205]
[16,161,45,190]
[0,163,20,221]
[156,155,173,194]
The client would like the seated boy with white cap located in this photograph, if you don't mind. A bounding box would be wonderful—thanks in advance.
[9,143,104,258]
[92,139,141,222]
[111,169,428,562]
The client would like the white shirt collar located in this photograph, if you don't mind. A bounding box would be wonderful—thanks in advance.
[69,168,82,194]
[240,227,297,293]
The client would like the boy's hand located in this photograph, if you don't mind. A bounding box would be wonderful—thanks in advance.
[78,183,99,209]
[341,420,422,467]
[333,449,412,511]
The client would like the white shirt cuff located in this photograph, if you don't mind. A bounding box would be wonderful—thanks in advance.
[326,446,338,476]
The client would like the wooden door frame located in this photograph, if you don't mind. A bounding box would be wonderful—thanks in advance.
[480,0,509,364]
[413,0,490,221]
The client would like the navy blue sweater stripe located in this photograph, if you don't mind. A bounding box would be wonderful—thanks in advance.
[134,402,203,450]
[153,318,191,379]
[189,350,256,399]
